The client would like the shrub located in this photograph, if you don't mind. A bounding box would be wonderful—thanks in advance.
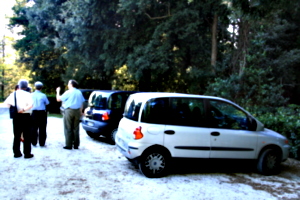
[46,96,61,114]
[253,104,300,159]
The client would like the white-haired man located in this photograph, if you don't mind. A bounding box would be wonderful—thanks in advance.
[4,79,34,158]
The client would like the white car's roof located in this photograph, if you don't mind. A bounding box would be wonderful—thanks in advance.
[128,92,248,113]
[129,92,228,101]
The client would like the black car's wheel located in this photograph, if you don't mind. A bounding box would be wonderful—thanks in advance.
[86,131,99,139]
[126,157,139,168]
[257,148,281,175]
[109,129,118,144]
[139,149,170,178]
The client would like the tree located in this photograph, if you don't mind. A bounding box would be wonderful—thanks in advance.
[206,0,300,108]
[116,0,230,92]
[0,35,5,100]
[9,0,231,93]
[258,0,300,104]
[52,0,123,89]
[9,0,300,109]
[0,35,31,99]
[9,0,66,93]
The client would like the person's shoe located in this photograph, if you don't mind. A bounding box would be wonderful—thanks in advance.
[74,146,79,149]
[24,154,34,159]
[63,146,72,150]
[14,154,22,158]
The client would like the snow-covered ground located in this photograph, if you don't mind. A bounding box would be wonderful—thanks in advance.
[0,106,300,200]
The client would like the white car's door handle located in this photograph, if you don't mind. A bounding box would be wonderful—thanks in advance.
[164,130,175,135]
[211,132,220,136]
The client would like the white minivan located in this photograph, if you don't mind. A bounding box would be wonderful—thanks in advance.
[115,92,290,178]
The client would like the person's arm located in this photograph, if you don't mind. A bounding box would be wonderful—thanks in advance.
[80,104,84,116]
[4,92,17,108]
[45,96,50,105]
[56,87,62,102]
[3,92,13,108]
[4,103,11,108]
[43,93,50,105]
[19,93,34,113]
[19,104,33,113]
[80,93,85,115]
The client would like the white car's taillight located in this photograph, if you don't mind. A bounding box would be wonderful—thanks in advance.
[133,126,143,140]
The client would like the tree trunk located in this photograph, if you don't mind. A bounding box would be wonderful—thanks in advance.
[230,18,250,76]
[1,35,5,101]
[239,20,249,77]
[139,69,151,92]
[211,14,218,75]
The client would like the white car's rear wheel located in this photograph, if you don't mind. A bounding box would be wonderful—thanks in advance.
[139,150,170,178]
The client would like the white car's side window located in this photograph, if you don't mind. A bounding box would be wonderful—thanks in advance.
[209,100,250,130]
[141,98,169,124]
[168,98,205,127]
[124,99,142,121]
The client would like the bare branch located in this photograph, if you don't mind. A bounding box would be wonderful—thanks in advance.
[144,3,171,20]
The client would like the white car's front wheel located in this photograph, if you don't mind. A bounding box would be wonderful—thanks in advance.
[257,148,281,175]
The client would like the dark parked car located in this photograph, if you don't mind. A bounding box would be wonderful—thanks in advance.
[81,90,138,144]
[60,89,95,115]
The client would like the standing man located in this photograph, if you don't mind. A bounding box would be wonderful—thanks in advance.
[4,79,34,158]
[56,80,84,150]
[31,81,49,147]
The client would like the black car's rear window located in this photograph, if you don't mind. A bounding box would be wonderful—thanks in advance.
[89,92,109,109]
[81,91,94,100]
[108,93,132,110]
[90,91,135,110]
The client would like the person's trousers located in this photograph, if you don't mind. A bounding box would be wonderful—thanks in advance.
[31,110,47,146]
[13,113,32,156]
[63,108,81,148]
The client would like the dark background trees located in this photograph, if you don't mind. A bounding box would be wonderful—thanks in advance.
[9,0,66,94]
[9,0,300,107]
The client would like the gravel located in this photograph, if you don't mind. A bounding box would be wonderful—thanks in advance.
[0,106,300,200]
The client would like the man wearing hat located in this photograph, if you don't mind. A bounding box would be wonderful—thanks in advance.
[31,81,49,147]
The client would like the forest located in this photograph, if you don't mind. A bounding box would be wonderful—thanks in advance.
[1,0,300,157]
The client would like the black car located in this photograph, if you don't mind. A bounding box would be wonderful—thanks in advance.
[60,89,95,115]
[81,90,138,144]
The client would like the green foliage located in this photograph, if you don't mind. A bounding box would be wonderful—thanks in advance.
[116,0,230,92]
[253,105,300,159]
[48,113,63,118]
[9,0,66,94]
[205,65,288,108]
[52,0,122,89]
[8,0,300,96]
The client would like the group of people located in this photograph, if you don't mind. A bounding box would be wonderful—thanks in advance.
[4,79,85,158]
